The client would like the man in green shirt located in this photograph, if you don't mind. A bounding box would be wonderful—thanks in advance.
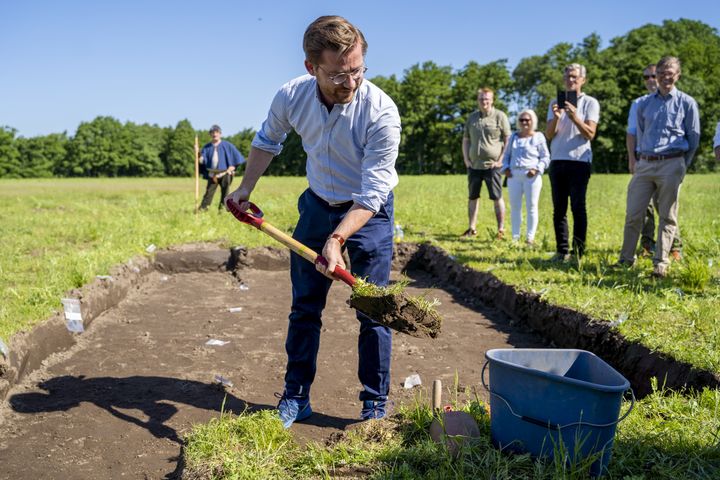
[461,87,511,238]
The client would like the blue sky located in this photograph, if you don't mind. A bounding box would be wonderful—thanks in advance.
[1,1,718,138]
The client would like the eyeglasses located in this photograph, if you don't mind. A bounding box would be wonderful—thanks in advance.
[519,118,531,123]
[317,65,368,85]
[643,74,656,79]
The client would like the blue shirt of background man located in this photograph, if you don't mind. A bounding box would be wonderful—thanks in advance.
[251,74,401,214]
[636,88,700,167]
[199,140,245,180]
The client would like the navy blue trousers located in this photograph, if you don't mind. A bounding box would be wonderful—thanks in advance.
[284,189,394,402]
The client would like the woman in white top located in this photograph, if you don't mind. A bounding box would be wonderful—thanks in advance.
[500,109,550,244]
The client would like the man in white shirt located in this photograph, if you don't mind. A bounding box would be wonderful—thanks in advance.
[546,63,600,261]
[226,16,401,428]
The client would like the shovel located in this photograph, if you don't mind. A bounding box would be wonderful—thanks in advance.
[225,198,441,338]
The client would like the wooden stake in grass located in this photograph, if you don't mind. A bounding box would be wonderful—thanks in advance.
[225,199,443,338]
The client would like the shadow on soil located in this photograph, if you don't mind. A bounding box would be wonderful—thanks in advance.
[8,375,273,445]
[8,374,360,478]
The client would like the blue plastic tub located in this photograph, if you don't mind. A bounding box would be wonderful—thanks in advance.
[482,348,633,477]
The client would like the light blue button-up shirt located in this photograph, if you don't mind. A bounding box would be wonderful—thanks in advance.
[251,74,401,213]
[637,88,700,166]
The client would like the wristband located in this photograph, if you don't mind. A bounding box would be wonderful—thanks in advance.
[329,233,345,246]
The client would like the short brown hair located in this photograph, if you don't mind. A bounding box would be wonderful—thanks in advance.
[303,16,367,65]
[477,87,494,96]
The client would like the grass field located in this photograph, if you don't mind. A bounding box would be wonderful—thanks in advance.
[181,382,720,479]
[2,175,719,478]
[1,175,718,372]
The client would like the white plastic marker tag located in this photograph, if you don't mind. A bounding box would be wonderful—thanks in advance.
[238,284,250,291]
[227,307,243,313]
[146,244,157,253]
[0,338,9,359]
[96,275,114,281]
[61,298,84,333]
[213,374,233,387]
[403,373,422,389]
[206,339,230,346]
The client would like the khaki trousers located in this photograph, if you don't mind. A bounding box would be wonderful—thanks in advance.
[620,157,685,269]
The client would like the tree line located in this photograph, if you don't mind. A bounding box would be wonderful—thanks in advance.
[1,19,717,178]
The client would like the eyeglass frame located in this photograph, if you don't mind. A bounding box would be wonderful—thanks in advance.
[519,117,532,123]
[316,65,368,85]
[643,74,656,79]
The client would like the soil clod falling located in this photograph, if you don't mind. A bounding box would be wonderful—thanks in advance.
[349,280,442,338]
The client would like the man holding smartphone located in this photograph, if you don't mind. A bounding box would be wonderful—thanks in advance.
[546,63,600,261]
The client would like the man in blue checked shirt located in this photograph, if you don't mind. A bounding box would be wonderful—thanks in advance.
[226,15,401,428]
[618,56,700,278]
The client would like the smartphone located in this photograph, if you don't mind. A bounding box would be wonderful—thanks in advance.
[556,90,578,109]
[566,90,578,108]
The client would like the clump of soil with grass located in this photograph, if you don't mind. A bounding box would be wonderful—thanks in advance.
[349,277,443,338]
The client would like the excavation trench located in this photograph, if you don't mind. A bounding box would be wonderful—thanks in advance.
[0,243,716,479]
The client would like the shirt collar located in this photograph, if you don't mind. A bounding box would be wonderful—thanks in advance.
[653,87,677,100]
[478,108,494,118]
[313,79,361,112]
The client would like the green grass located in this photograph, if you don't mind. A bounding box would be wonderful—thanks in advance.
[2,176,719,478]
[391,174,720,372]
[1,175,718,372]
[182,383,720,479]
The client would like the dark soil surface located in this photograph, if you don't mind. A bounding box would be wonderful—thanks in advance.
[0,255,545,479]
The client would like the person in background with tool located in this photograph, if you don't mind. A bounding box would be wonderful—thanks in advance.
[199,125,244,212]
[626,64,682,259]
[226,15,400,428]
[460,87,511,239]
[617,56,700,278]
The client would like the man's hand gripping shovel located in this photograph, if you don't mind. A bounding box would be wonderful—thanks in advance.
[225,198,355,286]
[225,198,442,339]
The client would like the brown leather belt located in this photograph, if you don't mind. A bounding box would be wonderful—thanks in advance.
[639,153,683,161]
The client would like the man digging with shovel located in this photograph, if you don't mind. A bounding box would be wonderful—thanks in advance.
[226,16,401,427]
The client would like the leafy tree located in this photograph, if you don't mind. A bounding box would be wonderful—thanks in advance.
[62,116,128,176]
[396,62,455,174]
[0,127,21,178]
[269,130,307,176]
[165,119,196,177]
[452,60,513,119]
[123,122,167,176]
[15,133,68,178]
[225,127,256,175]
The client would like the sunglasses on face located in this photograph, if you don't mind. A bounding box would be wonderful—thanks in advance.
[519,118,531,123]
[643,74,656,79]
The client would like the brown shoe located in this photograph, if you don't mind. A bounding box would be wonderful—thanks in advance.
[670,250,682,262]
[460,228,477,238]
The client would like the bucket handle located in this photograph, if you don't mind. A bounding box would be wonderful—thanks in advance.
[481,360,635,431]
